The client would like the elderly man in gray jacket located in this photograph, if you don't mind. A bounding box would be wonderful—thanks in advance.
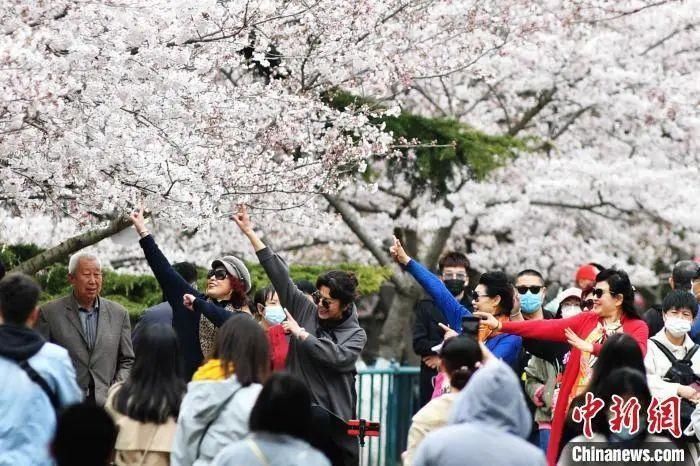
[38,252,134,406]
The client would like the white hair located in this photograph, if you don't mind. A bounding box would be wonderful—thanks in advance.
[68,252,102,275]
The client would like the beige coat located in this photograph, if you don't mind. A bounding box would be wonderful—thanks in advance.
[105,384,178,466]
[403,392,458,466]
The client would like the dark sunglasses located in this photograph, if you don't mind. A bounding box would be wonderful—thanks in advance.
[312,291,333,309]
[580,299,594,310]
[206,268,229,280]
[592,288,615,299]
[471,290,490,302]
[516,285,542,295]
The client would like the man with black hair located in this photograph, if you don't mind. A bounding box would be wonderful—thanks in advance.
[131,261,198,346]
[0,273,82,466]
[644,260,700,339]
[52,403,117,466]
[412,251,473,408]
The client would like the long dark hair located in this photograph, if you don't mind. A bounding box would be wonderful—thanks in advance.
[249,373,313,442]
[596,268,639,319]
[591,368,652,441]
[440,336,483,390]
[211,314,270,385]
[113,324,185,423]
[586,333,645,395]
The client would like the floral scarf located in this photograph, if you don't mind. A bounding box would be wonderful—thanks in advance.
[569,320,623,403]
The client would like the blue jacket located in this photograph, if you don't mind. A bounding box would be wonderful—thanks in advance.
[0,324,83,466]
[404,259,522,368]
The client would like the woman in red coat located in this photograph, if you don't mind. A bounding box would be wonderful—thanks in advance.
[476,268,648,465]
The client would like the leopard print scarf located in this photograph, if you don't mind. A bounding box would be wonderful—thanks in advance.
[198,301,239,358]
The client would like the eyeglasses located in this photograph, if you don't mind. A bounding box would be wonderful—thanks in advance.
[592,288,616,299]
[312,291,334,309]
[206,268,229,280]
[442,272,468,281]
[580,299,594,310]
[471,290,490,302]
[516,285,542,295]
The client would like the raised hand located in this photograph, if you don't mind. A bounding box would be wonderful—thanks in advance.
[129,204,148,235]
[389,236,411,266]
[231,204,253,234]
[474,311,499,330]
[183,293,196,311]
[565,328,593,353]
[438,322,458,341]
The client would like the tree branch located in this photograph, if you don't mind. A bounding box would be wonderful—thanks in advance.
[508,87,556,136]
[11,216,133,275]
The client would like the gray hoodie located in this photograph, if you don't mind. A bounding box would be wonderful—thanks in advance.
[211,432,330,466]
[256,247,367,421]
[171,375,262,466]
[413,358,546,466]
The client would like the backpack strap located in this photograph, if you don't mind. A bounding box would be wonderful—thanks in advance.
[18,360,60,411]
[683,344,700,362]
[195,386,242,460]
[650,338,679,363]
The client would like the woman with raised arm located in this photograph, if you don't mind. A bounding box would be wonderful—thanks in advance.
[129,207,252,380]
[232,205,366,466]
[474,267,648,465]
[389,237,522,369]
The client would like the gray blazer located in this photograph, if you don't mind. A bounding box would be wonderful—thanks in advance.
[37,294,135,406]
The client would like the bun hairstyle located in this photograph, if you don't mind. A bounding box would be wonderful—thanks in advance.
[316,271,359,306]
[440,336,483,390]
[595,267,639,319]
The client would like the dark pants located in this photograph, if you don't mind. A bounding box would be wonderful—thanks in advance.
[309,405,359,466]
[418,363,437,408]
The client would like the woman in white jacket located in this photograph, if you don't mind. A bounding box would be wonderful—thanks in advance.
[644,290,700,402]
[172,314,271,466]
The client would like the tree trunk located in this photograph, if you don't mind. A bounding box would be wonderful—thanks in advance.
[378,282,421,362]
[11,216,132,275]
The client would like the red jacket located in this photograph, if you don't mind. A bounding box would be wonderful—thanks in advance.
[266,324,289,371]
[502,312,648,465]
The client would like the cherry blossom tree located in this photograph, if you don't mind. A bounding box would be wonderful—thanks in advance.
[3,0,698,359]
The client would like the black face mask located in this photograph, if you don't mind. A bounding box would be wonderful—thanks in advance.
[444,279,466,297]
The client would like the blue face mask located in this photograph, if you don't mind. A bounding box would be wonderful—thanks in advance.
[264,305,286,325]
[520,292,543,314]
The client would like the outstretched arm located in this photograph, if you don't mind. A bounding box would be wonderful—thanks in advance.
[390,236,471,332]
[233,205,312,320]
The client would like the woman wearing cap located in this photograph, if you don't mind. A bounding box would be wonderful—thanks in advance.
[129,207,252,380]
[475,268,648,465]
[232,205,366,466]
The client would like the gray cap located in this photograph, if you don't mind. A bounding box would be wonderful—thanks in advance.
[212,256,252,292]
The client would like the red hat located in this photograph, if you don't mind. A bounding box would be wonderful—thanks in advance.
[575,264,598,283]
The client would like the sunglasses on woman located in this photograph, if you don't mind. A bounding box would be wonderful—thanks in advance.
[580,299,594,310]
[592,288,616,299]
[206,268,229,280]
[312,291,333,309]
[516,285,542,295]
[471,290,490,302]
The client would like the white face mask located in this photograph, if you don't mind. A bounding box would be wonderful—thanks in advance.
[664,316,692,338]
[561,305,581,319]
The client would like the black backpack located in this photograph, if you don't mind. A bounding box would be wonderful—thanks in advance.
[650,338,700,442]
[651,339,700,385]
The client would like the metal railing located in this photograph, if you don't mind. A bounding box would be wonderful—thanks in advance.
[356,365,420,466]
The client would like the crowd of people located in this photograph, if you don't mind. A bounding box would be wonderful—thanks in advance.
[0,206,699,466]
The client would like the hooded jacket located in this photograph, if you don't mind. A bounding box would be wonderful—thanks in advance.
[413,358,546,466]
[171,374,262,466]
[255,246,366,422]
[211,432,330,466]
[0,324,83,466]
